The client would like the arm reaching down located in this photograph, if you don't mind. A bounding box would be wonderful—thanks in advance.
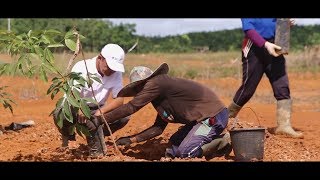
[116,115,168,146]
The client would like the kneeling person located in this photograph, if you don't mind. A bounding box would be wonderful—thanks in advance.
[98,63,231,158]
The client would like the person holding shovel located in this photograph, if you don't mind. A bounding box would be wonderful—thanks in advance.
[90,63,231,159]
[53,43,129,157]
[228,18,303,138]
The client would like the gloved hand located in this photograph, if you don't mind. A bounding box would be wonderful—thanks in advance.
[116,136,132,147]
[264,41,282,57]
[289,18,296,26]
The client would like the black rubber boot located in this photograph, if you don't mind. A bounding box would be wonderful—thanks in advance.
[86,125,107,157]
[86,117,107,157]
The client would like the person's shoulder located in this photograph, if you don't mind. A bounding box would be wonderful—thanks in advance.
[72,60,85,71]
[73,57,96,67]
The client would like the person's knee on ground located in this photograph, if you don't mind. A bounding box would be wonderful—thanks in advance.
[275,99,303,138]
[228,101,242,118]
[201,132,232,159]
[85,117,107,157]
[169,123,195,146]
[165,145,179,159]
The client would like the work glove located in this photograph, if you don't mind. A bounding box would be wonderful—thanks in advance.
[116,136,132,147]
[264,41,282,57]
[289,18,296,26]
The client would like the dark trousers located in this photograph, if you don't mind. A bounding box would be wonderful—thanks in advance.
[233,43,290,107]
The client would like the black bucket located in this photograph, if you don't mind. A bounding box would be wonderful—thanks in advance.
[230,127,266,162]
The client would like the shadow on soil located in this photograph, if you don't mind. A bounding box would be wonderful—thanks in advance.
[118,137,170,161]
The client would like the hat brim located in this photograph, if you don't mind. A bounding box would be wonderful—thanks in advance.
[106,59,125,72]
[117,63,169,97]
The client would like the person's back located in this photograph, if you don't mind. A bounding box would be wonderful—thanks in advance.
[146,74,225,123]
[104,63,230,159]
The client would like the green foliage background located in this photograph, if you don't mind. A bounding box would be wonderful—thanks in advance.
[1,18,320,53]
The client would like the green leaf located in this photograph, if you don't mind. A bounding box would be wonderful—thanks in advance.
[47,80,60,94]
[76,77,86,87]
[44,48,54,63]
[69,72,81,79]
[80,100,91,119]
[65,39,76,51]
[67,94,80,108]
[62,107,73,123]
[47,43,64,48]
[34,45,45,59]
[39,66,48,82]
[51,77,60,83]
[27,53,39,60]
[83,97,98,105]
[27,30,32,38]
[50,88,59,100]
[41,35,50,44]
[91,76,102,84]
[56,97,65,108]
[56,109,64,129]
[42,62,57,74]
[45,29,62,35]
[72,89,81,100]
[3,100,13,114]
[63,100,73,123]
[64,31,74,39]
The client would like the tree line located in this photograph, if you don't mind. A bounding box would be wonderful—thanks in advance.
[1,18,320,53]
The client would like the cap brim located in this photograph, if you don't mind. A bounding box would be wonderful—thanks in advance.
[106,60,125,72]
[117,63,169,97]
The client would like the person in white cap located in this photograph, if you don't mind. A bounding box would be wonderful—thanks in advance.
[53,43,129,157]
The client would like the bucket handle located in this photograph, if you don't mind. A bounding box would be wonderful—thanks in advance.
[231,106,261,129]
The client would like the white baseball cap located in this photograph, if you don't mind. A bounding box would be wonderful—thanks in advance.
[101,44,125,72]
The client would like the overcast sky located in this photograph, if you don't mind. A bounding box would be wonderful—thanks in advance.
[106,18,320,37]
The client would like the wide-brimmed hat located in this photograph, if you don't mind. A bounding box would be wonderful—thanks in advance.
[101,44,125,72]
[117,63,169,97]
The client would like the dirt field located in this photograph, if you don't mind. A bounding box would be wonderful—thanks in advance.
[0,53,320,162]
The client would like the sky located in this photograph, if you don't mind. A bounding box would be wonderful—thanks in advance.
[106,18,320,37]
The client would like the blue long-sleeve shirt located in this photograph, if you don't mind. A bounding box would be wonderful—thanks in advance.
[242,18,276,39]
